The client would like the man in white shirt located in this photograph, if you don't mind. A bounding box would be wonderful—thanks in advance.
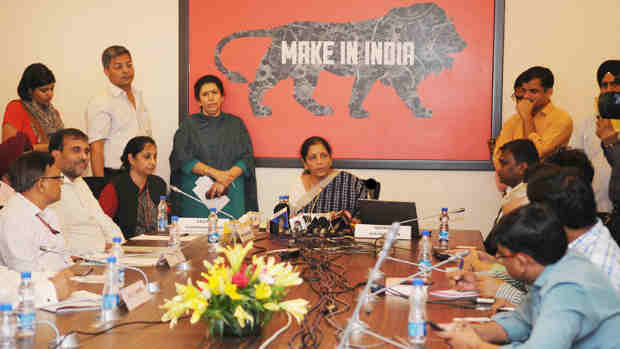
[86,45,152,181]
[0,152,72,272]
[48,129,124,253]
[0,180,14,207]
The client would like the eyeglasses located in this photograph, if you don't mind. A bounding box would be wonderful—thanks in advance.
[40,175,64,181]
[601,81,618,89]
[495,251,516,262]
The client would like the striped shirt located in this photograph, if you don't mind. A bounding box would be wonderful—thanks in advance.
[495,219,620,304]
[569,219,620,291]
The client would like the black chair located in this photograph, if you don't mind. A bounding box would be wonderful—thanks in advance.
[363,178,381,199]
[83,176,107,199]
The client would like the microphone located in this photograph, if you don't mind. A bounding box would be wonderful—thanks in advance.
[40,247,160,294]
[169,185,235,219]
[40,246,105,265]
[448,249,470,261]
[399,208,466,224]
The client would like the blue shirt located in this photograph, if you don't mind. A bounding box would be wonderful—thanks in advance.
[493,251,620,349]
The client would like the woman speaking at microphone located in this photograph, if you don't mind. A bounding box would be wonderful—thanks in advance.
[289,136,367,221]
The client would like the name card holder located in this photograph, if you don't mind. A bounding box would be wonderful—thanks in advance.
[158,248,186,268]
[120,280,152,311]
[354,224,412,240]
[237,224,254,243]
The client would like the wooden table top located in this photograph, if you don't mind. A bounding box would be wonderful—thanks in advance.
[32,230,488,348]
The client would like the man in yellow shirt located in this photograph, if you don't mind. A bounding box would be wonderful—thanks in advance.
[493,66,573,169]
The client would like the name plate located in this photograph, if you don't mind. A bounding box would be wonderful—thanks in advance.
[163,249,186,267]
[120,280,152,311]
[178,217,229,233]
[237,224,254,243]
[354,224,412,240]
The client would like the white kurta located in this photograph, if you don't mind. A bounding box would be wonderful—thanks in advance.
[49,176,124,253]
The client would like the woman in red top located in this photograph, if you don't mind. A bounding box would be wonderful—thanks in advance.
[2,63,64,152]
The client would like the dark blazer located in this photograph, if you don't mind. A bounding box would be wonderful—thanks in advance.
[110,172,166,239]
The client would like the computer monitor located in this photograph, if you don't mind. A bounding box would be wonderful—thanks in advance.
[359,199,419,238]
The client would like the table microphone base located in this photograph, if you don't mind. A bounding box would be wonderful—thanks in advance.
[49,333,81,348]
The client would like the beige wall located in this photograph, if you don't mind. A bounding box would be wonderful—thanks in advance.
[1,0,618,235]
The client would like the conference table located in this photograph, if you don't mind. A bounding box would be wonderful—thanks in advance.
[32,229,490,348]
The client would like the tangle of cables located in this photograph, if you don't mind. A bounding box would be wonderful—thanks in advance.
[285,236,376,349]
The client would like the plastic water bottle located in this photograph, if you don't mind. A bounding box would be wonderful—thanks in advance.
[157,196,168,233]
[15,272,35,338]
[169,216,180,248]
[207,208,219,247]
[110,237,125,287]
[408,278,427,346]
[101,257,120,323]
[417,230,432,281]
[0,303,16,348]
[438,207,450,250]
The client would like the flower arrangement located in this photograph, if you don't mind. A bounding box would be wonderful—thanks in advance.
[160,241,309,337]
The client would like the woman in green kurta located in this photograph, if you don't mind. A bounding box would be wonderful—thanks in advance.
[169,75,257,218]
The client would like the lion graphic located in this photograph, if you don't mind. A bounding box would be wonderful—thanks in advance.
[214,2,466,118]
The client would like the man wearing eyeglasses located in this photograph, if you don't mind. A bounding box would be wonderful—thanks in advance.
[493,66,573,168]
[0,152,81,307]
[0,151,71,272]
[439,204,620,349]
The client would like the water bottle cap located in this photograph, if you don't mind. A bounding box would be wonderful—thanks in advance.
[210,208,217,212]
[441,207,448,212]
[171,216,179,222]
[112,237,121,243]
[279,195,289,200]
[107,257,117,263]
[160,196,166,201]
[21,271,31,279]
[421,230,430,236]
[412,279,424,286]
[0,303,11,311]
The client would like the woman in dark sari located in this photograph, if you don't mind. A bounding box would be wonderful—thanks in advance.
[169,75,257,218]
[289,136,367,220]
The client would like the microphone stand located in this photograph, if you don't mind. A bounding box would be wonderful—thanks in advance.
[337,225,469,349]
[398,208,466,225]
[169,185,235,220]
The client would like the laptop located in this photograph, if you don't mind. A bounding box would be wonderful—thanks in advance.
[359,199,419,238]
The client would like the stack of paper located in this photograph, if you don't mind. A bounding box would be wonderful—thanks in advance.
[429,289,479,299]
[40,290,101,313]
[193,176,230,211]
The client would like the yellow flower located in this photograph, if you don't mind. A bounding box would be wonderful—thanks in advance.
[160,278,209,328]
[251,255,265,281]
[202,265,230,295]
[225,283,243,300]
[279,299,309,324]
[273,268,303,288]
[264,302,280,312]
[219,241,254,273]
[160,298,186,328]
[254,282,272,300]
[233,305,254,328]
